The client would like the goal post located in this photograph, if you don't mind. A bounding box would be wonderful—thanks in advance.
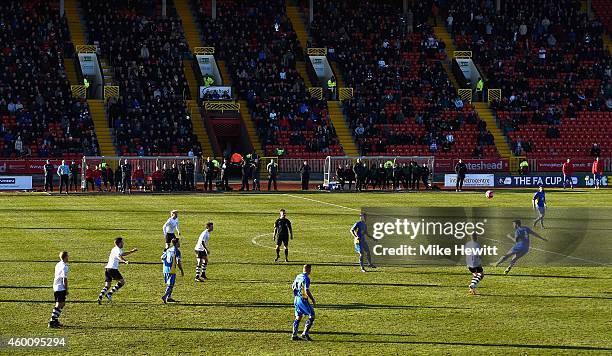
[81,156,199,189]
[323,155,435,188]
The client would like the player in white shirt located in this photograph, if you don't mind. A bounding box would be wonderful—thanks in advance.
[97,237,137,304]
[163,210,180,249]
[49,251,69,328]
[194,222,214,281]
[465,233,484,295]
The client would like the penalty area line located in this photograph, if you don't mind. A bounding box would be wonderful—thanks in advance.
[250,233,354,259]
[284,194,360,212]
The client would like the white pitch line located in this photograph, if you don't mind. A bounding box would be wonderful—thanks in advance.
[482,237,609,266]
[284,194,360,212]
[250,232,354,259]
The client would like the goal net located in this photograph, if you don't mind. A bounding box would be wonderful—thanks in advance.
[81,156,199,189]
[323,156,435,188]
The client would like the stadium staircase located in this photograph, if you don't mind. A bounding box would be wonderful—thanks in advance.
[238,100,263,152]
[605,35,612,57]
[433,24,460,89]
[329,61,346,88]
[64,58,79,85]
[63,0,85,86]
[473,102,512,157]
[327,101,359,156]
[99,58,115,85]
[87,100,116,156]
[217,60,232,86]
[174,4,218,157]
[186,99,215,156]
[286,5,315,86]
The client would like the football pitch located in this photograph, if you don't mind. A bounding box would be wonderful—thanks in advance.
[0,190,610,355]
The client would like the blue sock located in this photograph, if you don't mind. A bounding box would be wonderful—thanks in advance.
[304,319,314,334]
[164,285,173,299]
[292,319,300,336]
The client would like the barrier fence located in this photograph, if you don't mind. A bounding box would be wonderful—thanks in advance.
[1,157,611,175]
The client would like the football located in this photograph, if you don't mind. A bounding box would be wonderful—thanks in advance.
[485,190,494,199]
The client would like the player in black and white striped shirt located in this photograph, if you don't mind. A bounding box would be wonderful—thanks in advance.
[465,233,484,295]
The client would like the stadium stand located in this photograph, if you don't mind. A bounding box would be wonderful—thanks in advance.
[192,0,345,158]
[0,0,100,158]
[447,0,611,158]
[82,0,202,156]
[307,0,499,157]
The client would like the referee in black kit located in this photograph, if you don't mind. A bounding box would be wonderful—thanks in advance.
[273,209,293,263]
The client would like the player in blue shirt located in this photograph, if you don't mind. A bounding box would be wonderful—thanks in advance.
[532,186,547,229]
[495,220,547,274]
[291,264,316,341]
[351,213,376,272]
[161,238,184,303]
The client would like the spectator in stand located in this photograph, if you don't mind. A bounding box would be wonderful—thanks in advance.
[152,166,163,192]
[44,160,55,192]
[133,165,145,191]
[57,160,70,195]
[186,160,195,191]
[69,160,79,192]
[590,143,601,158]
[562,158,574,189]
[300,161,311,190]
[455,159,467,191]
[104,165,114,192]
[592,157,604,189]
[94,165,103,192]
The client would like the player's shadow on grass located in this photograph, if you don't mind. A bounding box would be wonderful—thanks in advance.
[0,226,150,231]
[0,285,90,290]
[329,339,612,352]
[478,293,612,300]
[174,301,468,310]
[402,270,607,279]
[83,324,414,337]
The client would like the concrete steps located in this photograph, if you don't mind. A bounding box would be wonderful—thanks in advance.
[63,58,78,85]
[64,0,86,46]
[433,25,461,89]
[186,99,214,157]
[217,59,232,86]
[87,99,116,156]
[238,100,262,151]
[327,101,359,156]
[473,102,512,157]
[183,59,199,101]
[99,58,114,86]
[329,61,346,88]
[286,5,309,52]
[175,0,204,51]
[296,61,314,86]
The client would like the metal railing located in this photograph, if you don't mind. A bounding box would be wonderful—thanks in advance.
[458,88,473,103]
[104,86,120,100]
[306,47,327,56]
[338,87,354,101]
[71,85,87,98]
[204,101,240,112]
[308,87,323,100]
[76,45,97,53]
[193,47,215,55]
[488,89,502,103]
[453,51,472,58]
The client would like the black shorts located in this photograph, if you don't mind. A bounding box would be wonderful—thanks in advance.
[195,249,208,259]
[165,233,176,244]
[275,235,289,247]
[468,266,484,274]
[105,268,123,282]
[54,290,67,303]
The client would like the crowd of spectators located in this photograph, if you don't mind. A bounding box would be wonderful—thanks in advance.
[308,0,497,157]
[192,0,343,157]
[0,0,99,158]
[446,0,611,158]
[83,0,200,156]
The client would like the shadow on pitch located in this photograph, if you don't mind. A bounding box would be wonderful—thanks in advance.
[0,285,89,290]
[399,270,606,279]
[478,293,612,300]
[327,339,612,351]
[174,301,467,310]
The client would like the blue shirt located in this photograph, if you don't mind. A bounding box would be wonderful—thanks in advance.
[161,246,181,274]
[292,273,310,299]
[351,220,367,241]
[514,226,532,244]
[533,191,546,208]
[57,164,70,175]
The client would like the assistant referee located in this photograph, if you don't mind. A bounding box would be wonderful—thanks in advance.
[274,209,293,262]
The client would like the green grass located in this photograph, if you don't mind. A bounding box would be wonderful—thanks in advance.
[0,189,610,355]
